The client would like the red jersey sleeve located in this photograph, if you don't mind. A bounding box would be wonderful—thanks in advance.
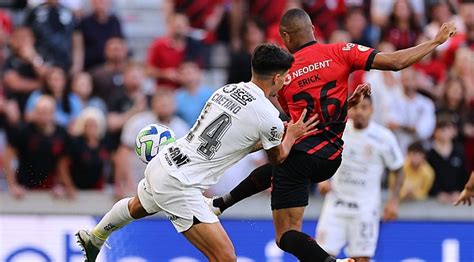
[336,43,378,72]
[277,89,289,115]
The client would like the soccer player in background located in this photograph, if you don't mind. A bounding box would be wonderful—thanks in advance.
[316,95,404,262]
[210,8,457,262]
[76,44,320,262]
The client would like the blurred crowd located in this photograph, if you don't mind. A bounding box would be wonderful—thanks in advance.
[0,0,472,204]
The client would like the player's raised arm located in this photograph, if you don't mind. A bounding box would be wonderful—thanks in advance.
[266,109,319,165]
[371,22,457,71]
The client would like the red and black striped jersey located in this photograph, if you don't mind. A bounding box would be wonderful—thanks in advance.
[278,41,378,159]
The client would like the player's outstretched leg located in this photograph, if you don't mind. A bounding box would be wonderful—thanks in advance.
[76,196,152,261]
[211,163,273,214]
[273,207,344,262]
[183,221,237,262]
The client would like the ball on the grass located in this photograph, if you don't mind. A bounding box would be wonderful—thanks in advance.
[135,123,176,163]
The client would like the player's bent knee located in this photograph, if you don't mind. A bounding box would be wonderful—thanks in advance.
[213,243,236,262]
[214,250,237,262]
[128,196,152,219]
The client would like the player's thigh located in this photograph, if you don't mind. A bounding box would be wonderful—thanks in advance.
[315,209,348,257]
[271,151,313,210]
[272,206,305,244]
[183,222,236,262]
[136,178,163,215]
[345,216,379,258]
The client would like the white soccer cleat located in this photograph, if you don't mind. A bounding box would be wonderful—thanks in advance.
[204,196,222,216]
[336,259,355,262]
[75,229,103,262]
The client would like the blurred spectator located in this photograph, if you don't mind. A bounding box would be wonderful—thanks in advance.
[2,27,46,113]
[381,0,421,50]
[413,35,446,99]
[442,0,474,67]
[450,47,474,97]
[71,72,107,114]
[24,66,82,128]
[463,108,474,174]
[0,10,13,70]
[176,61,213,126]
[344,7,374,47]
[81,0,124,70]
[390,141,434,201]
[425,0,465,52]
[371,0,425,29]
[146,12,204,89]
[428,116,468,204]
[227,18,266,84]
[365,42,403,125]
[166,0,225,44]
[436,77,468,141]
[387,68,436,153]
[25,0,84,74]
[106,63,147,151]
[229,0,286,50]
[90,37,127,109]
[5,95,75,199]
[328,30,351,44]
[114,89,188,197]
[69,107,109,190]
[302,0,337,42]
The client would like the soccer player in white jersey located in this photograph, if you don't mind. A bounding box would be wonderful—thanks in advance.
[75,44,320,262]
[316,95,405,262]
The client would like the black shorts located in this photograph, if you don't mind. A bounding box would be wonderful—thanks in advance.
[271,150,342,210]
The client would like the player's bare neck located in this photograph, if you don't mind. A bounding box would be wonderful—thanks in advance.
[250,78,271,98]
[295,39,317,53]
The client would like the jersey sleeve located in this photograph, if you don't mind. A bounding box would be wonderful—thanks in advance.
[381,130,404,171]
[337,43,379,72]
[258,112,284,150]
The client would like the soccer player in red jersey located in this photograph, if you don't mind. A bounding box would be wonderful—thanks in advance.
[211,9,457,262]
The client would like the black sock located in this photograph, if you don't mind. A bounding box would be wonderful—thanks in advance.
[213,163,273,212]
[279,230,334,262]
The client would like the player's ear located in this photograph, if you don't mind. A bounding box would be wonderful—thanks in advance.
[281,31,290,43]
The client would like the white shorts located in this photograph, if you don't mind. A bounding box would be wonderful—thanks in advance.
[316,199,380,257]
[137,158,219,233]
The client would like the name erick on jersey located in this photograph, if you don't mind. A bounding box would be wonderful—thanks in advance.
[278,41,378,159]
[156,82,284,189]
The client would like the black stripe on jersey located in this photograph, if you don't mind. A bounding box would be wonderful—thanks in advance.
[365,50,380,71]
[293,134,341,158]
[296,41,317,52]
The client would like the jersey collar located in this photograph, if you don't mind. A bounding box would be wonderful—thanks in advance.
[296,41,317,52]
[245,81,265,97]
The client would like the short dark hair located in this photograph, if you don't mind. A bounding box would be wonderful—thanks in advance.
[435,114,456,129]
[407,141,425,154]
[251,44,294,77]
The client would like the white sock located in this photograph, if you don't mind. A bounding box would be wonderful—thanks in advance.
[92,197,134,244]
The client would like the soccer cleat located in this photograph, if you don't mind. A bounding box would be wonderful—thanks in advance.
[204,196,222,216]
[336,259,355,262]
[75,230,102,262]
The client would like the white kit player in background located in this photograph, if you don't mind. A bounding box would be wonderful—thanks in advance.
[75,44,319,262]
[316,95,405,262]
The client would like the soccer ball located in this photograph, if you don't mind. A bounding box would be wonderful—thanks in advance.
[135,124,176,163]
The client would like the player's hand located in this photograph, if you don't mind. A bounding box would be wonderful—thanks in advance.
[348,83,371,109]
[434,21,456,45]
[383,198,399,221]
[9,184,26,199]
[318,181,331,196]
[453,188,474,206]
[286,109,320,140]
